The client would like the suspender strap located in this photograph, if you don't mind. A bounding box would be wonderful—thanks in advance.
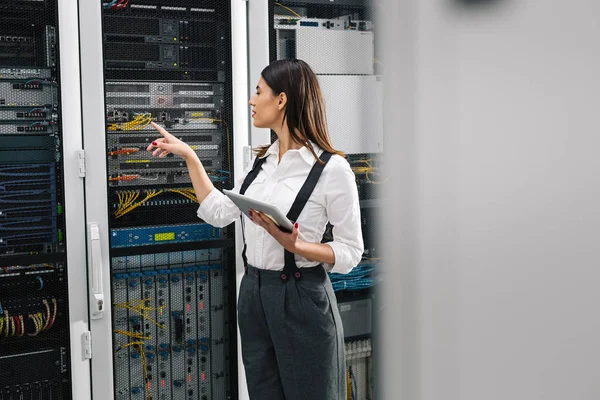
[281,152,332,281]
[239,156,268,268]
[240,156,266,195]
[286,152,332,222]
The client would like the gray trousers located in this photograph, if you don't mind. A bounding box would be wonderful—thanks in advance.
[238,264,346,400]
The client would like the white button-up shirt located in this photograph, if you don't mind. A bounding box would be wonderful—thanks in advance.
[197,140,364,274]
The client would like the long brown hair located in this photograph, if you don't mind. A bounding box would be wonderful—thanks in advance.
[254,59,345,162]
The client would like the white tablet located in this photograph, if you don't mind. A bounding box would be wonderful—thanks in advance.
[223,189,294,232]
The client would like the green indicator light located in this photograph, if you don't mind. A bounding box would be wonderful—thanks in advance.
[58,229,64,242]
[174,63,177,66]
[57,203,63,215]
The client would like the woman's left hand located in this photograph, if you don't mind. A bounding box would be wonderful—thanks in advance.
[249,209,301,253]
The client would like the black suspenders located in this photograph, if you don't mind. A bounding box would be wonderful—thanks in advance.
[239,155,268,268]
[238,152,333,281]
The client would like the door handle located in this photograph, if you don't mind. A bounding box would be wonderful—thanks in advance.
[89,223,104,319]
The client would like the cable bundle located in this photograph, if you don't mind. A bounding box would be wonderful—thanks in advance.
[103,0,129,10]
[108,113,152,131]
[114,298,166,400]
[0,298,57,338]
[350,158,388,184]
[328,261,378,292]
[113,188,199,218]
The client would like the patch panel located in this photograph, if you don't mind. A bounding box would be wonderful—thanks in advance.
[110,223,221,248]
[0,121,59,135]
[0,79,58,107]
[109,187,202,228]
[123,3,217,14]
[0,105,54,120]
[0,68,51,80]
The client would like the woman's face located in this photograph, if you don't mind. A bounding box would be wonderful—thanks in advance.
[248,77,283,129]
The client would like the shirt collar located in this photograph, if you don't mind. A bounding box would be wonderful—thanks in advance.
[260,139,322,165]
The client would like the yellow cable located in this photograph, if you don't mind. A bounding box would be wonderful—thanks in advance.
[274,2,302,19]
[0,317,4,336]
[114,329,152,340]
[114,303,166,329]
[42,299,51,330]
[4,311,9,337]
[51,298,57,328]
[18,315,24,336]
[28,314,37,336]
[119,341,145,351]
[31,313,44,335]
[108,113,152,131]
[115,190,163,218]
[133,343,150,399]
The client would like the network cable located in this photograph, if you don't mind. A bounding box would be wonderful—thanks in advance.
[274,2,302,20]
[329,262,378,292]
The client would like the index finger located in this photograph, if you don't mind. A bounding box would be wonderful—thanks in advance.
[151,121,170,138]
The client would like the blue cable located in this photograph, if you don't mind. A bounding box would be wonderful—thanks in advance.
[329,262,377,292]
[103,0,118,9]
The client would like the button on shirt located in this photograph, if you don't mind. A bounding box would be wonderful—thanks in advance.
[197,140,364,274]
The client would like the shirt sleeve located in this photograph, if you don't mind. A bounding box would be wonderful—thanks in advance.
[196,171,246,228]
[323,159,364,274]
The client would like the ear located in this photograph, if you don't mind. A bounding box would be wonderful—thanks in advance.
[277,92,287,110]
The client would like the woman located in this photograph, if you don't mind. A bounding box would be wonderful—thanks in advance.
[147,59,364,400]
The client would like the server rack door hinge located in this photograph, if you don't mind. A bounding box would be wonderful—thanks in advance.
[82,331,92,360]
[77,150,86,178]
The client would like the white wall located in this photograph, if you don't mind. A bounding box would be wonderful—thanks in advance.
[381,1,600,399]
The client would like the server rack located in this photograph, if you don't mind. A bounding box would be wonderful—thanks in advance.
[80,1,240,399]
[268,1,382,399]
[0,0,90,399]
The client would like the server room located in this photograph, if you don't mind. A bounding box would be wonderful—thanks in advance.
[1,0,599,399]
